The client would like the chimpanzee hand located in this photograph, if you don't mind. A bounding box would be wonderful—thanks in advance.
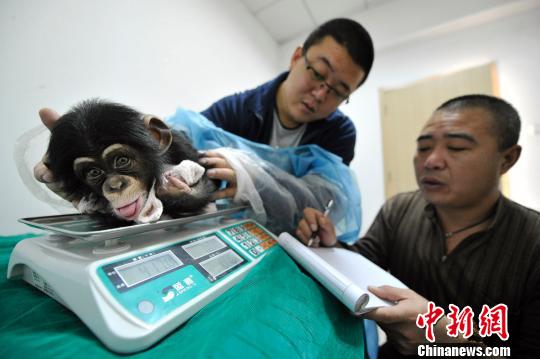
[33,108,84,206]
[198,151,238,200]
[157,160,205,197]
[33,109,58,184]
[34,109,110,214]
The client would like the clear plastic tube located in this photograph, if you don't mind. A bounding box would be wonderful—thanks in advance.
[13,124,72,212]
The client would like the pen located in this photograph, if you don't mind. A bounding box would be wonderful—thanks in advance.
[307,199,334,247]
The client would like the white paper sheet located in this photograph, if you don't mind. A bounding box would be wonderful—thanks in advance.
[277,233,407,314]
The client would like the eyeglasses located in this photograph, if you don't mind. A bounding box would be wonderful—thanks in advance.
[303,54,350,104]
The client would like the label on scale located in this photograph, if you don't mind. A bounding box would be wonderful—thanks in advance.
[96,220,277,324]
[30,270,59,299]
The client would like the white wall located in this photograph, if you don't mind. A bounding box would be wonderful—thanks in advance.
[280,0,540,234]
[0,0,278,235]
[357,7,540,223]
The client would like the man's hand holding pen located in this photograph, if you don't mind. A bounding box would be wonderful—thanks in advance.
[295,200,337,248]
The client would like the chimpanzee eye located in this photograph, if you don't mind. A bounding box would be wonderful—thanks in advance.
[86,168,104,181]
[114,156,131,169]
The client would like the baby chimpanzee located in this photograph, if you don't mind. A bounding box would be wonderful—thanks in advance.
[46,99,217,223]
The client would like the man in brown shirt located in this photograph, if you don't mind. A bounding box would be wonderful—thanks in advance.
[295,94,540,358]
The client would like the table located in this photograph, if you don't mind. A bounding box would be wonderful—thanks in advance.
[0,233,364,358]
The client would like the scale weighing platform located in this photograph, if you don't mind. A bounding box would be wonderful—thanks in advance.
[7,206,278,353]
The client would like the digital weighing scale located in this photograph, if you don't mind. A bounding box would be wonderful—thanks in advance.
[7,206,278,353]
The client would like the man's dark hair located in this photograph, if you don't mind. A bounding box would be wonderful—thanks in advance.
[437,94,521,150]
[303,18,374,86]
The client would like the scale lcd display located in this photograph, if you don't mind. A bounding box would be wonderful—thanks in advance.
[182,235,226,259]
[115,251,183,287]
[199,250,243,278]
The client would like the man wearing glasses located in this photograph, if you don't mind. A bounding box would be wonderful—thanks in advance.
[201,18,374,200]
[203,18,373,166]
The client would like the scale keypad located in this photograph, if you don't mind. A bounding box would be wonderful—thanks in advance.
[223,222,277,258]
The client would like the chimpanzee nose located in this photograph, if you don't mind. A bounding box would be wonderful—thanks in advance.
[104,176,127,193]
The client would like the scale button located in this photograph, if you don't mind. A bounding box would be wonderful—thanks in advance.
[138,300,154,314]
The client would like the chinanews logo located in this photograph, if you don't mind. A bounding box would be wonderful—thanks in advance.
[415,302,511,357]
[416,302,509,342]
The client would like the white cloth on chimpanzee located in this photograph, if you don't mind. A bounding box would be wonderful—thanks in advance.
[137,160,205,224]
[167,109,362,244]
[165,160,205,187]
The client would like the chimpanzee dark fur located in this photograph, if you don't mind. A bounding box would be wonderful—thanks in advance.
[47,99,217,217]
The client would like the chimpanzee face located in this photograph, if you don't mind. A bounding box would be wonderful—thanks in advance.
[73,143,156,221]
[46,99,216,222]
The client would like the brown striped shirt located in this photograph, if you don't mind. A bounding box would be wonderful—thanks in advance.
[348,190,540,358]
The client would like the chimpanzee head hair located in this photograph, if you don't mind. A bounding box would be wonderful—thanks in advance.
[46,99,214,222]
[47,99,166,198]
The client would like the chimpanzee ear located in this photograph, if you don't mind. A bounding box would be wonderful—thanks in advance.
[143,115,173,155]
